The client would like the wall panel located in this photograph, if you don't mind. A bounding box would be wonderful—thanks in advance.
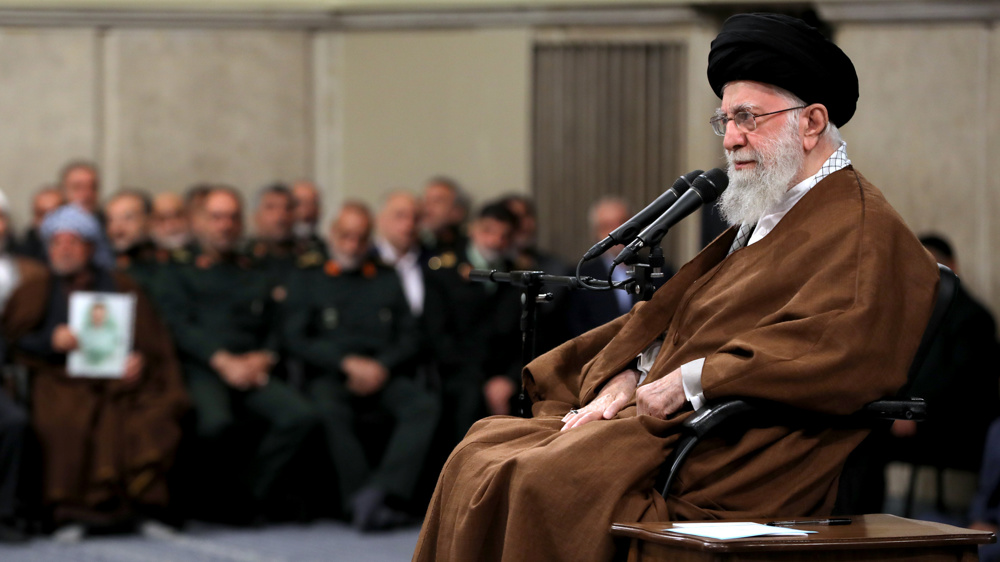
[110,28,311,208]
[0,28,98,230]
[837,23,993,308]
[330,28,531,211]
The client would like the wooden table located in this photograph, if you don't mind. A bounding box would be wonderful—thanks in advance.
[610,514,996,561]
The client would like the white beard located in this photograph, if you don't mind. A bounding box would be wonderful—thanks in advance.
[718,117,805,227]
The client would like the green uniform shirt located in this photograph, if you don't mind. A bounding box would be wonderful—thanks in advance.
[282,258,419,378]
[157,245,281,368]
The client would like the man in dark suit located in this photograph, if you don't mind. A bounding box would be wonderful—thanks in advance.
[373,192,464,379]
[429,201,522,437]
[887,235,1000,470]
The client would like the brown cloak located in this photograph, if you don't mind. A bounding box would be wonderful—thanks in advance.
[413,167,939,562]
[2,265,189,521]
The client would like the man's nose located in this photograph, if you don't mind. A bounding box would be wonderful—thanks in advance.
[723,120,747,152]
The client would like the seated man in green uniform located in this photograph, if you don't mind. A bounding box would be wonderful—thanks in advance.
[246,183,325,278]
[284,201,439,531]
[157,186,320,522]
[105,190,167,299]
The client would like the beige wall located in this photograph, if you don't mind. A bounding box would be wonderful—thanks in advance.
[836,22,997,311]
[330,28,531,217]
[0,27,315,235]
[0,28,98,231]
[110,29,312,199]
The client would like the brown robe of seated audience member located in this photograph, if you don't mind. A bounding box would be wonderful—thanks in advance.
[2,205,188,527]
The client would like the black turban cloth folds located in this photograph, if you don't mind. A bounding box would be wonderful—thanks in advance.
[708,13,859,127]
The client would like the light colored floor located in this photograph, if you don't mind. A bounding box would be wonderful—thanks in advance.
[0,520,422,562]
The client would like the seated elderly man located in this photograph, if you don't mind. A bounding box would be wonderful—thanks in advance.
[1,205,188,538]
[284,202,438,531]
[414,13,939,562]
[157,187,320,522]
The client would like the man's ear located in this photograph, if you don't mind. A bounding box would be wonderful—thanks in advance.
[801,104,830,151]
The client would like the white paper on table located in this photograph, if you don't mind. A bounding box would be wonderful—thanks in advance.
[664,522,817,540]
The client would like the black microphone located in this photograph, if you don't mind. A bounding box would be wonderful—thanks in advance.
[581,169,703,261]
[612,168,728,266]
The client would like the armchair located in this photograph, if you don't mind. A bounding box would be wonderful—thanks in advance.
[656,263,958,506]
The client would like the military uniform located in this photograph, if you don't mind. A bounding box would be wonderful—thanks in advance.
[426,243,522,441]
[113,240,171,302]
[421,225,467,256]
[283,256,438,514]
[243,237,326,282]
[156,244,319,512]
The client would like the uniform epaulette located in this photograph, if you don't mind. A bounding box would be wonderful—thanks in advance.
[170,248,192,264]
[297,250,325,269]
[427,251,458,271]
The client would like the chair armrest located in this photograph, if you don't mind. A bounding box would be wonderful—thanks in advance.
[657,398,766,497]
[657,396,924,498]
[857,398,926,422]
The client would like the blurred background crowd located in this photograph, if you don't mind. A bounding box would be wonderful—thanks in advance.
[0,158,694,542]
[0,157,997,547]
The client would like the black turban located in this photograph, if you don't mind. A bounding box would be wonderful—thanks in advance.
[708,13,859,127]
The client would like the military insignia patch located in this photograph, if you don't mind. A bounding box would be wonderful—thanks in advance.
[324,260,341,277]
[172,248,192,263]
[298,251,323,268]
[362,262,377,279]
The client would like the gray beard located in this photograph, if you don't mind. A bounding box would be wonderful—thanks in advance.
[718,123,805,227]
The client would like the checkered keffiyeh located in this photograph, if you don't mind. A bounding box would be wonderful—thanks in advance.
[727,142,851,257]
[815,141,851,184]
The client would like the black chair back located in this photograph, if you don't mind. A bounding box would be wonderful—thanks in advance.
[657,263,959,502]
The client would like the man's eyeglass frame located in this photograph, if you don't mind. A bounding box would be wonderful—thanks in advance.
[710,106,806,136]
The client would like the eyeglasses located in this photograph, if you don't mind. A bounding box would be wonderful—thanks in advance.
[710,106,806,136]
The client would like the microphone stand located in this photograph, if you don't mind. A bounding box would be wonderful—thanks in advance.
[469,270,594,418]
[470,253,658,418]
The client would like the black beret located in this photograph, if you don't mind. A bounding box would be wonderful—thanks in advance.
[708,13,859,127]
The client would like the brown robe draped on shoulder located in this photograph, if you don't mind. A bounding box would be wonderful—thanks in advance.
[414,167,939,562]
[2,266,189,523]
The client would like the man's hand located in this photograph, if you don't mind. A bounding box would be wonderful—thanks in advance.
[891,419,918,438]
[635,366,686,419]
[341,355,388,396]
[483,376,516,416]
[561,369,639,431]
[242,351,276,387]
[211,351,261,390]
[123,352,145,383]
[51,325,78,353]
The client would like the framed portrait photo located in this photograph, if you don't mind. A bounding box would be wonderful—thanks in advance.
[66,292,136,378]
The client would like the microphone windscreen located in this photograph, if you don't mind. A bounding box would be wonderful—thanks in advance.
[673,169,704,193]
[693,168,729,202]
